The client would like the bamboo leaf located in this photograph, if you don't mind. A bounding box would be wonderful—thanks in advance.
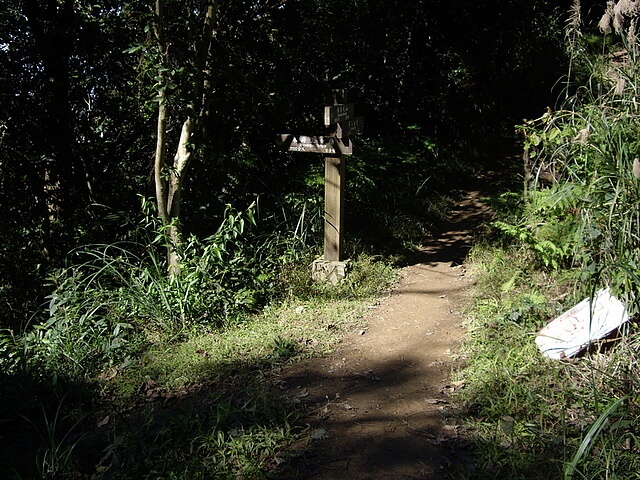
[564,397,628,480]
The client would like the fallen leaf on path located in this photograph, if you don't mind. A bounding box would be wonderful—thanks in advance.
[442,380,465,394]
[97,415,110,427]
[406,427,436,438]
[438,407,454,418]
[442,425,459,434]
[311,428,327,440]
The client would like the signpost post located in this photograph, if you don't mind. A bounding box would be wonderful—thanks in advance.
[278,91,363,284]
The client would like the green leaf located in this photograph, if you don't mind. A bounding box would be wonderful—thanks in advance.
[564,397,627,480]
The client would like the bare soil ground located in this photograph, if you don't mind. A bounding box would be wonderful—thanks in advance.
[278,177,496,479]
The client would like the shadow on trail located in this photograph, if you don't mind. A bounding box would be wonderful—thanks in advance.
[0,355,298,479]
[402,162,514,270]
[412,199,492,268]
[280,161,521,479]
[278,355,474,479]
[276,209,497,477]
[0,352,468,479]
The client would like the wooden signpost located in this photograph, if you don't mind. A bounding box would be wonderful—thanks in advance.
[278,91,363,284]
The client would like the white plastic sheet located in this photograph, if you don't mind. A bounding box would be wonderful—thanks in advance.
[535,288,629,360]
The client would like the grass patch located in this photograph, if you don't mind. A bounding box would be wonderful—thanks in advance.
[0,253,396,479]
[453,243,640,480]
[108,293,384,405]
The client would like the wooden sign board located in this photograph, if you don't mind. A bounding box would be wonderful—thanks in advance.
[277,134,352,155]
[324,103,355,125]
[276,94,362,267]
[336,116,364,136]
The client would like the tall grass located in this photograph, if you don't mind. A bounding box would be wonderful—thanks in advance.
[564,396,627,480]
[9,202,290,381]
[514,55,640,311]
[453,7,640,478]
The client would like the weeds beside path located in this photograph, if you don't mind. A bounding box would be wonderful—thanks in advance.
[279,168,501,479]
[0,157,512,480]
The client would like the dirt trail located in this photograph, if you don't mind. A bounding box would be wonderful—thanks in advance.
[279,179,495,479]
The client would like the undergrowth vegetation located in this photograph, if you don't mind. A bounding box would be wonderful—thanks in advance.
[0,0,570,477]
[455,2,640,478]
[0,243,397,479]
[0,128,459,478]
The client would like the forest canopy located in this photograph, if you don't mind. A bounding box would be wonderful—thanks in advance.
[0,0,569,328]
[2,1,599,478]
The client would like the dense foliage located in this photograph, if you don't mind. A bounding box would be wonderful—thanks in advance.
[511,5,640,314]
[0,0,573,478]
[455,2,640,478]
[0,0,569,330]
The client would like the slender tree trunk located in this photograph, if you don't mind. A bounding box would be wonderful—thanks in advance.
[163,119,196,273]
[152,0,218,274]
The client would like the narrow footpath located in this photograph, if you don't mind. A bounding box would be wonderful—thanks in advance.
[280,175,496,479]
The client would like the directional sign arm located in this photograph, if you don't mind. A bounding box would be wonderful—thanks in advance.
[276,133,352,155]
[277,134,295,149]
[324,103,355,125]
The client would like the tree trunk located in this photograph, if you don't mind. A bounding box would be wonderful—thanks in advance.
[165,133,192,273]
[152,0,218,274]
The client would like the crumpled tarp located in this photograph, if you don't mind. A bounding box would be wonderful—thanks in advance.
[535,288,629,360]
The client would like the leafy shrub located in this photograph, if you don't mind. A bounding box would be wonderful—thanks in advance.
[20,203,289,380]
[506,65,640,312]
[457,16,640,478]
[492,184,584,269]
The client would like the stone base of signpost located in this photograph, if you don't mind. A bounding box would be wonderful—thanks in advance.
[312,258,350,286]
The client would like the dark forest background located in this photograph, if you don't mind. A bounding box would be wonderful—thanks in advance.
[0,0,574,329]
[1,1,603,478]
